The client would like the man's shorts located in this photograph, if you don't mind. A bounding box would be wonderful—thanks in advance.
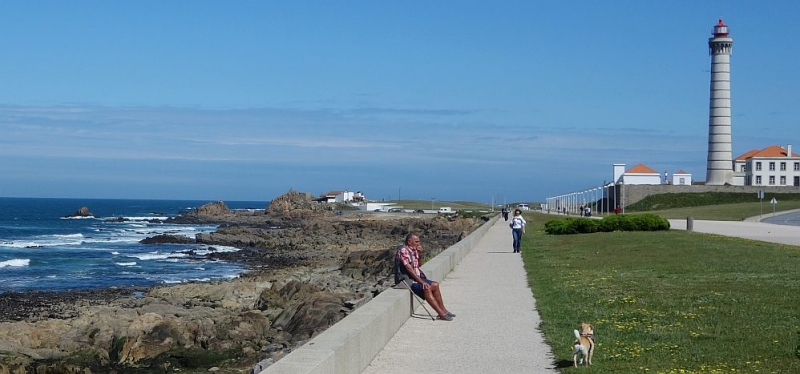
[410,278,434,298]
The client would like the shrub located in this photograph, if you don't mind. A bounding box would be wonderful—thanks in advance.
[544,218,579,235]
[597,214,637,232]
[635,213,671,231]
[573,218,599,233]
[546,214,669,235]
[544,218,598,235]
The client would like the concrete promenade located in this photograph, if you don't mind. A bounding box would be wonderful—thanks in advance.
[362,217,558,374]
[668,217,800,246]
[264,211,800,374]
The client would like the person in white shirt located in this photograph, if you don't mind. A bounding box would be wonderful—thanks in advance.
[509,209,527,253]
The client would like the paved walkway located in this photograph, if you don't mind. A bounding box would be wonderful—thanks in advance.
[363,213,800,374]
[668,217,800,246]
[363,217,558,374]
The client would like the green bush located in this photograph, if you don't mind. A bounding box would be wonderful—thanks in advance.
[545,214,669,235]
[574,218,599,233]
[544,218,579,235]
[635,213,671,231]
[597,214,637,232]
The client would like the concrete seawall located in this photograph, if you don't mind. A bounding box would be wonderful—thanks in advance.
[261,214,500,374]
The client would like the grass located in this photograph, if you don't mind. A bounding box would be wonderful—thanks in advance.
[623,192,800,220]
[522,213,800,373]
[635,200,800,221]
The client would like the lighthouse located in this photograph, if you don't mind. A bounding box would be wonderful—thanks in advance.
[705,18,734,185]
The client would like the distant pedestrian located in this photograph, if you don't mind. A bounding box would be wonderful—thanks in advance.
[614,205,621,214]
[584,206,591,217]
[579,205,584,217]
[509,209,526,253]
[502,207,509,221]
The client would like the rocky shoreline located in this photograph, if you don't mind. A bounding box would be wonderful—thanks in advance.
[0,191,488,373]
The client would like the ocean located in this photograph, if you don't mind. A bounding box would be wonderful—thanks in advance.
[0,197,270,293]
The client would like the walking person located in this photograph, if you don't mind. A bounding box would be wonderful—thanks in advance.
[509,209,526,253]
[501,207,509,221]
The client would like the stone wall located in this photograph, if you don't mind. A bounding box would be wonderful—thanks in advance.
[613,184,800,208]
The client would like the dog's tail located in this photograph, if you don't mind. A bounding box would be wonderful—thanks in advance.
[574,329,581,340]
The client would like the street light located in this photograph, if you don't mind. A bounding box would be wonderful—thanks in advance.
[431,197,435,210]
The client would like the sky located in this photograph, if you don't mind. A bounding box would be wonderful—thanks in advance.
[1,1,798,204]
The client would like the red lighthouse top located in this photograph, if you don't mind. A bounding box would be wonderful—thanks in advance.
[713,18,729,37]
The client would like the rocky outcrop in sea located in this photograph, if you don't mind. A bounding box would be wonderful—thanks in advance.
[0,191,487,373]
[63,206,94,218]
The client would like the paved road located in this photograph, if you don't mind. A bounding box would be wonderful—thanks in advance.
[363,217,559,374]
[758,209,800,226]
[669,215,800,247]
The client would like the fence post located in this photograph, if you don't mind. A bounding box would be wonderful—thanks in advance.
[686,217,694,232]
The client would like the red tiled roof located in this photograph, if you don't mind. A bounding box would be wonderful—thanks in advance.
[751,145,799,158]
[737,145,800,159]
[626,163,658,174]
[675,169,689,174]
[734,149,760,161]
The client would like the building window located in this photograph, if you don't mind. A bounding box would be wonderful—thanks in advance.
[781,162,786,171]
[795,162,800,171]
[756,176,762,185]
[756,162,762,171]
[741,164,746,172]
[679,177,686,185]
[769,162,776,171]
[781,176,787,185]
[769,176,775,185]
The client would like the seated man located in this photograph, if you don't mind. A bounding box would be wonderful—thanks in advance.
[394,232,455,321]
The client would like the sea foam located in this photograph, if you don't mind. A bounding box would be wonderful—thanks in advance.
[0,259,30,268]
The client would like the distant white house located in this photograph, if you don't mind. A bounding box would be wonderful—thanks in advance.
[613,163,693,185]
[613,163,661,185]
[672,170,692,185]
[319,190,365,203]
[733,144,800,186]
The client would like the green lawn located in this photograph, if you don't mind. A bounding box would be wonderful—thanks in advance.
[636,200,800,221]
[522,213,800,373]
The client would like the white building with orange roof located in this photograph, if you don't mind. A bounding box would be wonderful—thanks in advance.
[613,163,663,185]
[733,145,800,186]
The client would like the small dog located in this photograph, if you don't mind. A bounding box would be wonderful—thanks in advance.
[572,322,595,367]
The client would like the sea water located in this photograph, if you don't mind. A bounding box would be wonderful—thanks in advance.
[0,197,269,293]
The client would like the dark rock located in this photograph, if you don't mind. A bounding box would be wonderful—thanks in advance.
[140,234,195,245]
[64,206,93,218]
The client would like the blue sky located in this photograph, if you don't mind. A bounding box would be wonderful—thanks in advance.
[1,1,798,204]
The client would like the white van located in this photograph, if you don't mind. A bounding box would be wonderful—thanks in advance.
[517,204,530,211]
[438,207,453,214]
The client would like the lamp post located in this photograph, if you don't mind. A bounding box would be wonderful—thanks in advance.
[431,198,435,210]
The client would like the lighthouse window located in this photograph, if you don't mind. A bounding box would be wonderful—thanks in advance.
[769,176,775,185]
[756,176,762,185]
[756,162,762,171]
[780,162,786,171]
[769,162,775,171]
